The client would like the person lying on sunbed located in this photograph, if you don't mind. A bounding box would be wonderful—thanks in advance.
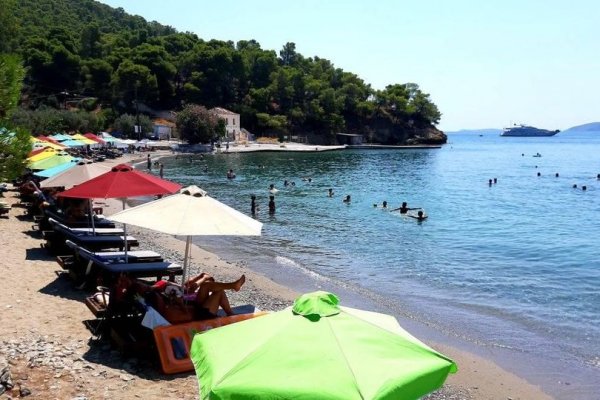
[182,273,246,319]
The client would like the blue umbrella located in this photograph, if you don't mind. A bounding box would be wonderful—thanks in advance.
[34,159,80,178]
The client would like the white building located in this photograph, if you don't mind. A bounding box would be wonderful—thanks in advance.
[210,107,245,142]
[152,118,175,140]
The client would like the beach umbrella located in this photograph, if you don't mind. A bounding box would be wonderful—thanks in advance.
[28,147,60,162]
[58,164,181,257]
[58,163,181,199]
[40,161,111,189]
[50,133,71,141]
[61,139,86,147]
[108,185,262,283]
[191,291,457,400]
[72,133,98,146]
[29,147,51,158]
[30,141,65,151]
[34,160,79,178]
[37,135,63,146]
[29,152,75,170]
[83,133,106,145]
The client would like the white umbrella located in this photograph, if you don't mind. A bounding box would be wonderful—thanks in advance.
[107,185,262,283]
[40,162,111,189]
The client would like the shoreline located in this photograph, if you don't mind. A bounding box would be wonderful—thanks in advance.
[0,151,552,399]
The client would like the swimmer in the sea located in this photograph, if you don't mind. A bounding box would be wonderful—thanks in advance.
[408,210,428,221]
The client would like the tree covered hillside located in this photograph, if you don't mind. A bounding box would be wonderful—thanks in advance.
[5,0,446,144]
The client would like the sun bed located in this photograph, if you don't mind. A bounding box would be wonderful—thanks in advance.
[42,208,116,229]
[65,240,163,263]
[64,240,181,286]
[44,218,138,253]
[65,240,164,263]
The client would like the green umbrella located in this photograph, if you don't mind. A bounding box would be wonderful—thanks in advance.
[29,153,75,170]
[191,291,457,400]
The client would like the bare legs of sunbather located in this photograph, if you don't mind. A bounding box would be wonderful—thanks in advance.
[188,274,246,316]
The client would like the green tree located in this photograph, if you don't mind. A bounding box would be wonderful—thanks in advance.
[111,60,158,105]
[0,0,18,53]
[112,113,152,138]
[176,104,223,144]
[0,55,25,120]
[0,53,30,181]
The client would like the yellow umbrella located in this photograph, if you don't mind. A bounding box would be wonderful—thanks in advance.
[72,133,98,145]
[29,152,75,170]
[29,137,65,151]
[28,148,60,162]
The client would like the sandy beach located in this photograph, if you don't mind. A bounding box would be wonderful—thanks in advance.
[0,151,552,399]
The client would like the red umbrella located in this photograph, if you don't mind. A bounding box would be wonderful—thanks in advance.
[28,147,50,158]
[83,133,106,145]
[58,164,180,199]
[38,135,63,145]
[58,164,181,260]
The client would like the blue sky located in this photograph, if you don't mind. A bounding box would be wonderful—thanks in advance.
[98,0,599,131]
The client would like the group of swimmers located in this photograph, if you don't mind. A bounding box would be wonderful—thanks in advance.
[375,201,427,221]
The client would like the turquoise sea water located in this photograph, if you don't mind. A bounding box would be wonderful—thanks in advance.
[163,132,600,399]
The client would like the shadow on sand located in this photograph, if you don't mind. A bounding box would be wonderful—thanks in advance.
[79,332,194,380]
[38,273,88,302]
[25,247,54,261]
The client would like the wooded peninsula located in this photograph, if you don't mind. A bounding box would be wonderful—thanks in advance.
[2,0,446,145]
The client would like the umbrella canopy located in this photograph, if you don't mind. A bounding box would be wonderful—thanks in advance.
[58,163,181,199]
[83,133,106,144]
[60,139,86,147]
[50,133,71,141]
[108,185,262,281]
[37,136,64,146]
[28,148,58,162]
[72,133,98,145]
[191,291,457,400]
[34,160,79,178]
[28,147,51,158]
[29,153,75,170]
[108,185,262,236]
[40,162,111,189]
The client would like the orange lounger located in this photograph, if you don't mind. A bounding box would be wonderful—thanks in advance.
[153,311,267,374]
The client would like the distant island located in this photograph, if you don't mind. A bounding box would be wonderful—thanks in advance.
[447,122,600,135]
[562,122,600,132]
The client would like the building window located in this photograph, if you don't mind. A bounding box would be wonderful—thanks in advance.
[233,118,236,125]
[226,118,228,125]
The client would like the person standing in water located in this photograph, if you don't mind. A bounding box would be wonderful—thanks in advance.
[250,195,258,216]
[159,163,164,179]
[328,188,334,197]
[147,154,151,170]
[268,195,276,215]
[343,195,351,203]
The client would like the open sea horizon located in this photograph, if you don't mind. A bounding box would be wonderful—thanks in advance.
[162,131,600,399]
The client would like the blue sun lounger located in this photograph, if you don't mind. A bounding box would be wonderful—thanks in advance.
[63,240,182,287]
[45,218,138,253]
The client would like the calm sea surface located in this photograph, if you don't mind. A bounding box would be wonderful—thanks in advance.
[163,132,600,398]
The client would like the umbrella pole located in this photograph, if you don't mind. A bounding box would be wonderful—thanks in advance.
[124,223,128,262]
[122,199,128,262]
[182,236,191,288]
[89,199,95,234]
